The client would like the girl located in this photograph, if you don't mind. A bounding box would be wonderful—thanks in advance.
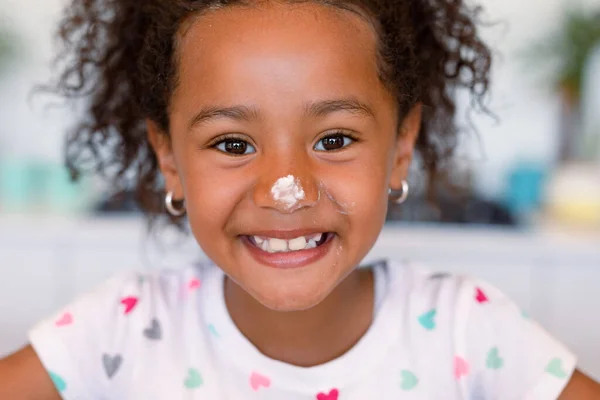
[1,0,599,398]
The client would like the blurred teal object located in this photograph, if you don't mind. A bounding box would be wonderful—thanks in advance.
[47,163,91,212]
[0,159,30,212]
[0,158,91,214]
[505,162,547,216]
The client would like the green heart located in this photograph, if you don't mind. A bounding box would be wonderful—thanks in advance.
[184,368,203,389]
[486,347,504,370]
[49,371,67,392]
[545,358,568,379]
[400,370,418,391]
[417,309,436,331]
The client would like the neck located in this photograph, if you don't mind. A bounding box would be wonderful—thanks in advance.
[224,268,374,367]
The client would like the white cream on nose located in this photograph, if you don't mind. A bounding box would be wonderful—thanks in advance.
[271,175,305,209]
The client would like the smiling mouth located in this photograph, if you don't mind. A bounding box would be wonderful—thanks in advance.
[244,232,333,253]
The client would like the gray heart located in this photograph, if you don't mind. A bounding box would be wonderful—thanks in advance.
[429,272,450,280]
[143,318,162,340]
[102,354,122,379]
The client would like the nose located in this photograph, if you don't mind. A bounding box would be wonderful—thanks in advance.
[252,156,320,213]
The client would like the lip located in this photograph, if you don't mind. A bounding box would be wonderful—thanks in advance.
[241,233,335,269]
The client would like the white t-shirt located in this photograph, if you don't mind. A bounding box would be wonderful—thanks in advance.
[29,260,576,399]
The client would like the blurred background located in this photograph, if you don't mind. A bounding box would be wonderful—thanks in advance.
[1,0,600,382]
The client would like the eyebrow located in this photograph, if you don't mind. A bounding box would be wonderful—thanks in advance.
[304,98,376,119]
[188,105,260,130]
[188,98,375,130]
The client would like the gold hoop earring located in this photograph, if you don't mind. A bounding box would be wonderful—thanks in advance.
[165,191,186,216]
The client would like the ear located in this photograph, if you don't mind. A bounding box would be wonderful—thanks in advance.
[389,103,422,190]
[146,119,184,199]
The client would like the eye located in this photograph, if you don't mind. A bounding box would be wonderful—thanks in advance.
[314,133,356,152]
[213,137,256,155]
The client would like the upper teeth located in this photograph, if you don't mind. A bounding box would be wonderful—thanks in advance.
[253,233,324,253]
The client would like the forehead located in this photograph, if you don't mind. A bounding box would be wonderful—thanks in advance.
[171,2,389,116]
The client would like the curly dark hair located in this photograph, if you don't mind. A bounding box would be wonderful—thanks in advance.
[47,0,492,220]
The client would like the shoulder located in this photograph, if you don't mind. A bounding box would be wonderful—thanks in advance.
[27,260,213,398]
[383,259,492,312]
[32,261,208,330]
[383,259,550,343]
[383,259,577,399]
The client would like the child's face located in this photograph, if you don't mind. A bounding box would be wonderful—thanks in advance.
[149,2,421,311]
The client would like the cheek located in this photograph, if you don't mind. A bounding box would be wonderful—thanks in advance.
[350,163,388,220]
[176,149,248,240]
[320,149,391,224]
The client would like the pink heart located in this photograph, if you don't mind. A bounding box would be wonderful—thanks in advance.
[120,297,138,315]
[55,312,73,327]
[454,356,470,379]
[188,278,201,290]
[475,287,488,303]
[249,371,271,391]
[316,388,339,400]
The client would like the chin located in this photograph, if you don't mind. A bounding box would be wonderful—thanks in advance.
[246,271,340,312]
[255,292,331,312]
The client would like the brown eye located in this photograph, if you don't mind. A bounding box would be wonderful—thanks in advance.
[225,140,246,154]
[215,138,256,155]
[314,134,354,151]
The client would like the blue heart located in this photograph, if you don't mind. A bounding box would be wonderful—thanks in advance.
[418,309,436,331]
[49,371,67,392]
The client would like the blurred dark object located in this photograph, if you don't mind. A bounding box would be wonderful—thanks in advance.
[94,190,142,214]
[387,186,517,226]
[387,163,518,226]
[389,157,518,226]
[522,8,600,162]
